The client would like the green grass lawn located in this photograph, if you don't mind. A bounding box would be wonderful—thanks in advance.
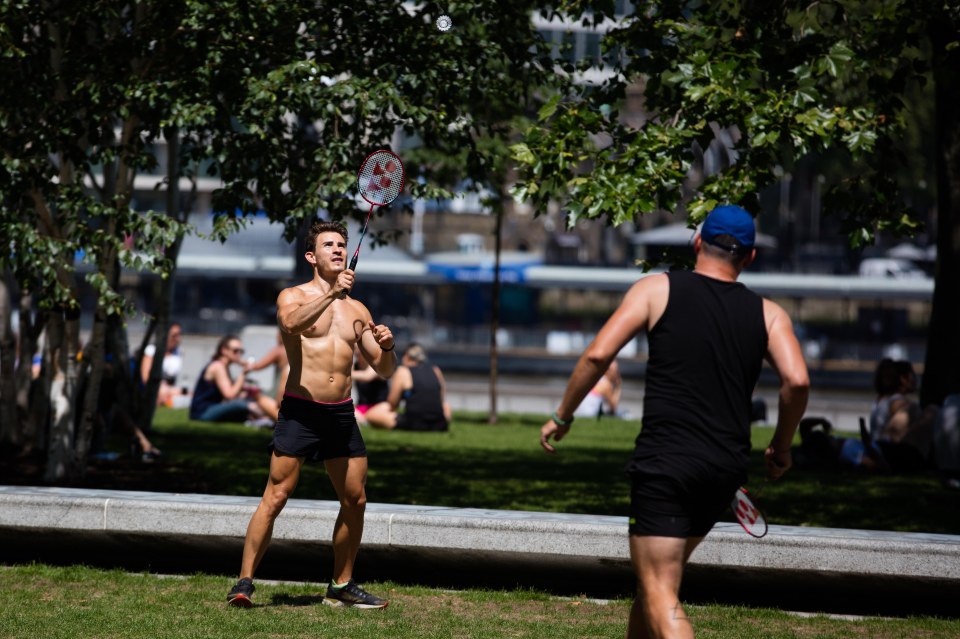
[142,408,960,534]
[6,412,959,637]
[3,564,959,639]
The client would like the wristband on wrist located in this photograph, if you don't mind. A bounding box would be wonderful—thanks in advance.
[551,411,574,427]
[381,343,395,352]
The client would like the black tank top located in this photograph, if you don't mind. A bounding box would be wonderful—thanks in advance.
[189,362,223,420]
[396,362,448,431]
[355,376,388,406]
[633,270,768,475]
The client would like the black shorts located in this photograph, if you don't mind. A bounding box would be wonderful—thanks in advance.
[627,458,741,538]
[270,394,366,461]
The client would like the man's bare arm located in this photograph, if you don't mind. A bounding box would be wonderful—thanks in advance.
[554,275,664,421]
[435,366,453,421]
[541,274,666,453]
[763,298,810,479]
[357,314,397,378]
[385,367,410,409]
[213,362,247,399]
[276,286,340,335]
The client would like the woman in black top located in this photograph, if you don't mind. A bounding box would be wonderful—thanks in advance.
[363,343,451,431]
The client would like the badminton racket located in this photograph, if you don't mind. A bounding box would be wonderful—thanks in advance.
[339,149,404,298]
[731,486,768,538]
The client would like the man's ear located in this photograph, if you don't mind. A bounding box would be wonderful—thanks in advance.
[742,248,757,268]
[305,251,317,265]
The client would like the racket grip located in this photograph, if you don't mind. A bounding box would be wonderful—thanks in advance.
[338,255,359,299]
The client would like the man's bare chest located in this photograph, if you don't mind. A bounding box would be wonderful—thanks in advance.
[300,302,365,342]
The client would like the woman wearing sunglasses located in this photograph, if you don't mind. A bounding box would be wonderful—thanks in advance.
[189,334,272,424]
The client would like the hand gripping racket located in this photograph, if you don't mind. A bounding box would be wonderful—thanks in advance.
[731,486,768,538]
[340,149,404,298]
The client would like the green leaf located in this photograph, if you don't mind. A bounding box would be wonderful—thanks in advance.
[538,94,561,121]
[510,143,536,165]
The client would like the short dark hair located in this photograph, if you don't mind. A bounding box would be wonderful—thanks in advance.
[305,220,348,253]
[701,236,751,265]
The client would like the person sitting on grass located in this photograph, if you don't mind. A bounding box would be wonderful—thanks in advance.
[140,321,188,408]
[362,343,451,431]
[352,345,389,426]
[868,358,938,472]
[793,417,886,472]
[189,335,273,427]
[574,359,622,419]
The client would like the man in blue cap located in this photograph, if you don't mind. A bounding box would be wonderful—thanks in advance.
[540,205,810,639]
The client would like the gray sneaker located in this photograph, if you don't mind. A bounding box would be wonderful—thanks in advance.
[323,579,388,609]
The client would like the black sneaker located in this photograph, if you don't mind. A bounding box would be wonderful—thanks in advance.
[227,577,255,608]
[323,579,388,609]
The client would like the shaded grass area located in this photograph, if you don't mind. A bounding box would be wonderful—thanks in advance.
[128,408,960,534]
[3,564,959,639]
[3,408,954,534]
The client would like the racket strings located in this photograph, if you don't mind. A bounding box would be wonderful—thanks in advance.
[358,151,403,205]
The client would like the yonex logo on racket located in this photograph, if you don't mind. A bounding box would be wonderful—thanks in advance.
[365,159,399,194]
[358,151,403,206]
[735,498,759,524]
[731,486,768,538]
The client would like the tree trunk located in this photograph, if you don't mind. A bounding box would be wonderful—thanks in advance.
[921,19,960,407]
[73,310,109,479]
[488,207,503,425]
[138,250,181,427]
[138,126,187,429]
[43,305,81,483]
[71,113,137,476]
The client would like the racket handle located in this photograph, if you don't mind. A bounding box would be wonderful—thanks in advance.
[338,255,360,299]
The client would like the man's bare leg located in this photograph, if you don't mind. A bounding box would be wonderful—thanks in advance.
[324,455,368,584]
[239,452,304,579]
[626,535,702,639]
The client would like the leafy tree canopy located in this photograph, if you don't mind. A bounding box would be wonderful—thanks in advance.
[0,0,558,314]
[513,0,960,405]
[0,0,560,476]
[513,0,956,244]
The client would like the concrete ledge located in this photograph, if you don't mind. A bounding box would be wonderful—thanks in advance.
[2,485,958,585]
[5,485,960,616]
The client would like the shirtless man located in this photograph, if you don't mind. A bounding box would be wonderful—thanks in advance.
[227,220,397,609]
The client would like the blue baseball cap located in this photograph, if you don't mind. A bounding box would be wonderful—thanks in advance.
[700,205,756,252]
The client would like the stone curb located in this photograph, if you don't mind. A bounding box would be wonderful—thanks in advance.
[2,485,958,583]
